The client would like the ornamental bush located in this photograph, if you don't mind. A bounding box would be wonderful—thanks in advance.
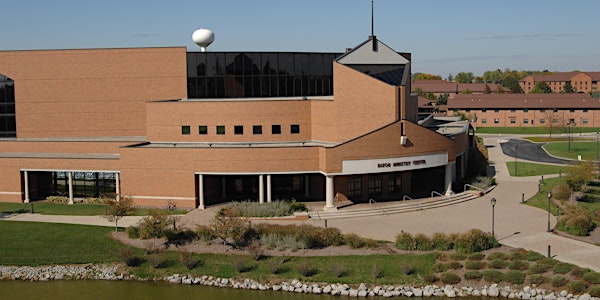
[465,261,486,270]
[553,262,573,274]
[464,271,483,280]
[440,272,461,284]
[487,259,508,269]
[529,274,550,285]
[503,270,526,284]
[552,276,568,287]
[482,270,503,283]
[568,281,588,294]
[508,260,530,271]
[583,271,600,284]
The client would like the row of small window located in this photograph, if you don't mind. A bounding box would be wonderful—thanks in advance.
[182,124,300,135]
[481,118,588,124]
[464,108,589,113]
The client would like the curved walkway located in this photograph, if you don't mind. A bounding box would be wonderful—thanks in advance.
[500,138,573,165]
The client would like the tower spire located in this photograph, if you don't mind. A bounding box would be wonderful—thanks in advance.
[371,0,377,51]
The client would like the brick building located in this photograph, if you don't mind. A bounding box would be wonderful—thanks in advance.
[412,80,506,98]
[0,36,470,210]
[447,94,600,129]
[519,72,600,94]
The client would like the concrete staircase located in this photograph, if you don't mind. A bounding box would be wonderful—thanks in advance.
[308,192,480,220]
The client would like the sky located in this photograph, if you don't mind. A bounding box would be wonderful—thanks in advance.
[1,0,599,78]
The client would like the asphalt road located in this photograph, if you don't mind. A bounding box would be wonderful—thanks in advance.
[500,139,573,165]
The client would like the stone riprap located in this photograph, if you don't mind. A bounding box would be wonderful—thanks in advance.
[1,264,597,300]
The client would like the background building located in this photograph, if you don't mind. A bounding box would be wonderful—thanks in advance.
[520,72,600,94]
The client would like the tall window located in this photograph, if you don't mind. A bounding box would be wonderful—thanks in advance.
[347,176,361,197]
[0,74,16,138]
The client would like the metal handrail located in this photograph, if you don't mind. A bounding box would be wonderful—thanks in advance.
[431,191,443,197]
[464,184,485,192]
[403,195,413,201]
[369,198,376,204]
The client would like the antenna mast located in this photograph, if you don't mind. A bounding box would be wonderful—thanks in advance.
[371,0,377,51]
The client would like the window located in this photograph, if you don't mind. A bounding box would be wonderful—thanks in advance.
[199,125,208,135]
[583,109,588,113]
[553,108,558,112]
[569,119,575,125]
[347,176,361,197]
[234,125,244,135]
[494,109,499,113]
[510,118,516,124]
[540,119,546,124]
[583,118,589,124]
[524,109,529,112]
[540,109,546,112]
[388,173,402,194]
[570,109,575,113]
[510,109,516,113]
[368,175,382,195]
[291,124,300,134]
[271,125,281,134]
[216,125,225,135]
[481,118,487,124]
[181,125,191,135]
[552,119,558,124]
[481,108,487,112]
[253,125,262,135]
[523,119,529,124]
[494,118,500,124]
[465,109,471,113]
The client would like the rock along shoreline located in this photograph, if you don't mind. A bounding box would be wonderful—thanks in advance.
[0,264,597,300]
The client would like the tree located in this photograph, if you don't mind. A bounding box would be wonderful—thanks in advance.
[436,93,449,105]
[454,72,474,83]
[484,84,492,94]
[413,73,442,80]
[565,161,596,197]
[502,76,524,93]
[474,76,484,83]
[562,81,575,93]
[460,88,472,94]
[104,195,134,232]
[530,81,552,93]
[210,206,251,248]
[447,73,454,82]
[542,110,560,138]
[138,209,174,248]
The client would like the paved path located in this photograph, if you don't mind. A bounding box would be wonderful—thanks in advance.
[2,134,599,271]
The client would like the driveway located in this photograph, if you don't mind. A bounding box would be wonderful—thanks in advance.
[500,139,573,165]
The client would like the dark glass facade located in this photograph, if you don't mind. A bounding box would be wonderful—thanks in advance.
[0,74,16,138]
[187,52,341,99]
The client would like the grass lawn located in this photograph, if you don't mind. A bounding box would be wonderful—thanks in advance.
[506,162,565,177]
[523,177,562,216]
[0,221,130,265]
[543,141,600,161]
[0,202,187,216]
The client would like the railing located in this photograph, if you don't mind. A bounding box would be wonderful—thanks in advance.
[402,195,413,201]
[369,198,376,204]
[369,198,387,215]
[464,184,485,193]
[431,191,443,197]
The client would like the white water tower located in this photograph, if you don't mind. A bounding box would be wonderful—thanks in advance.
[192,28,214,52]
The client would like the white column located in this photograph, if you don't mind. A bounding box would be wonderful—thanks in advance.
[115,172,120,202]
[198,174,205,209]
[445,162,455,196]
[266,175,272,203]
[304,174,310,197]
[259,175,264,204]
[23,171,30,203]
[324,175,337,211]
[68,172,74,205]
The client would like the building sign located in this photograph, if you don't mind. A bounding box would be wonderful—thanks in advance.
[341,152,447,175]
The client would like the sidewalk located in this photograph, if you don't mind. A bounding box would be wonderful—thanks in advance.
[2,213,144,228]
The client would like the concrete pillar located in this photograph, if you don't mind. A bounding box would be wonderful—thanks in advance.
[23,171,30,203]
[68,172,74,205]
[198,174,205,209]
[115,172,120,202]
[324,175,337,211]
[304,174,310,197]
[445,163,454,196]
[259,175,264,204]
[266,175,272,203]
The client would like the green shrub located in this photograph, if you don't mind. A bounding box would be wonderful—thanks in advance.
[434,263,448,272]
[395,232,415,250]
[487,252,508,261]
[46,196,69,203]
[233,258,251,273]
[400,261,416,275]
[440,272,461,284]
[253,223,343,249]
[552,276,568,287]
[179,251,201,270]
[509,250,525,261]
[147,250,166,268]
[588,287,600,297]
[568,281,588,294]
[119,248,143,267]
[165,229,197,246]
[450,252,467,261]
[465,261,486,270]
[529,274,550,285]
[553,184,571,200]
[464,271,483,280]
[583,271,600,284]
[225,200,303,217]
[503,270,526,284]
[447,261,463,270]
[488,259,508,269]
[553,263,573,274]
[522,251,545,261]
[414,233,433,251]
[529,263,552,274]
[423,274,438,283]
[247,241,265,261]
[196,225,215,243]
[468,252,485,261]
[482,270,504,283]
[570,267,586,278]
[454,229,498,253]
[297,261,317,277]
[344,233,366,249]
[557,206,596,236]
[508,260,529,271]
[127,226,140,239]
[330,263,348,278]
[434,252,449,261]
[431,232,453,251]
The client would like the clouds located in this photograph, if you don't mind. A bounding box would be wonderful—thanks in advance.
[467,33,586,41]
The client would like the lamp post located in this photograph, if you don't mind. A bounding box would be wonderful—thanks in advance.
[514,144,518,176]
[547,191,552,232]
[596,132,599,179]
[490,197,497,238]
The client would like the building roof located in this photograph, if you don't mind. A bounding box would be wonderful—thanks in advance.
[412,80,505,93]
[447,93,600,109]
[521,72,580,82]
